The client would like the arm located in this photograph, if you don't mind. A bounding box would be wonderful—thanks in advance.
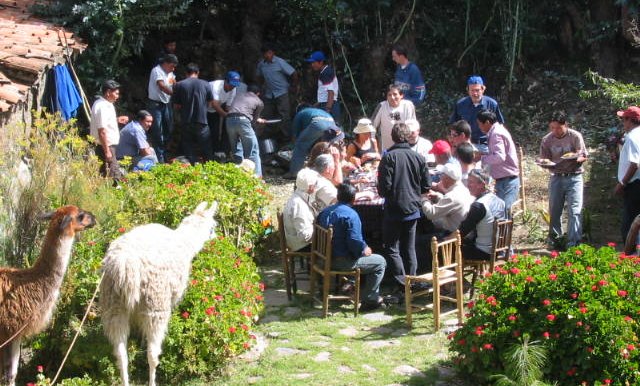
[482,132,507,166]
[576,132,588,163]
[346,143,361,168]
[616,162,639,195]
[98,128,112,160]
[421,194,461,220]
[459,202,486,238]
[539,137,551,160]
[325,90,335,112]
[211,100,227,117]
[329,146,344,185]
[292,206,314,244]
[157,79,173,95]
[376,157,392,198]
[345,214,368,258]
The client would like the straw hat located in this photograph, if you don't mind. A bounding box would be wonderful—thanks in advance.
[353,118,376,134]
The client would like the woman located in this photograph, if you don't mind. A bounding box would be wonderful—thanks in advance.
[346,118,381,169]
[371,84,416,151]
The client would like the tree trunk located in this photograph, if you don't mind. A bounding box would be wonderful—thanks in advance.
[589,0,620,77]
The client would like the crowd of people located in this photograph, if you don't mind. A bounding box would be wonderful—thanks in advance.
[87,40,640,310]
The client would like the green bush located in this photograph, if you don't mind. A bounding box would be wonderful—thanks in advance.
[450,245,640,385]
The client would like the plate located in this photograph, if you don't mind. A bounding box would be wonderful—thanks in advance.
[263,119,282,124]
[560,152,579,160]
[535,160,556,168]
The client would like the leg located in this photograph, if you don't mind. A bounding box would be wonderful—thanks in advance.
[547,175,565,244]
[1,338,21,386]
[622,181,640,242]
[399,219,418,276]
[238,119,262,177]
[351,254,386,303]
[195,124,213,163]
[496,177,520,217]
[147,101,165,163]
[144,315,170,386]
[104,311,131,386]
[566,175,584,247]
[275,93,292,138]
[288,121,330,174]
[383,216,405,288]
[225,117,243,164]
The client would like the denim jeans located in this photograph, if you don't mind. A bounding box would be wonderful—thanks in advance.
[182,122,212,164]
[495,176,520,217]
[226,115,262,177]
[289,119,334,174]
[147,100,173,163]
[383,217,418,287]
[333,254,386,303]
[548,174,583,247]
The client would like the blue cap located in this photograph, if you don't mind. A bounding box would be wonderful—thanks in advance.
[305,51,326,63]
[226,71,241,87]
[467,75,484,85]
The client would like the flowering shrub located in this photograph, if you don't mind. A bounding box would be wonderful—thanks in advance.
[450,245,640,385]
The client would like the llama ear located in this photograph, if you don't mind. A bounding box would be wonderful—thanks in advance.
[206,201,218,216]
[194,202,208,213]
[59,214,73,231]
[39,210,56,221]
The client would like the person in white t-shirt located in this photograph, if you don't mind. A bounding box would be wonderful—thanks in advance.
[615,106,640,242]
[372,84,416,150]
[207,71,241,158]
[147,54,177,163]
[405,119,434,164]
[90,80,129,180]
[305,51,340,122]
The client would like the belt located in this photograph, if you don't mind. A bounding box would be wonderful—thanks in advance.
[311,116,335,123]
[553,172,582,177]
[496,175,518,181]
[148,99,166,104]
[227,113,250,120]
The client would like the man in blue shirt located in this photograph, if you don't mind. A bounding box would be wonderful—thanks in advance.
[256,44,297,139]
[449,75,505,153]
[317,183,387,311]
[117,110,158,169]
[392,45,425,107]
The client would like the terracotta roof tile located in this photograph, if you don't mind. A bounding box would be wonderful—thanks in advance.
[0,0,87,113]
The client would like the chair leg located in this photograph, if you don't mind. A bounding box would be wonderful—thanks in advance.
[283,255,292,301]
[405,277,413,328]
[322,275,331,318]
[309,265,317,304]
[456,270,464,325]
[469,267,478,299]
[290,257,298,295]
[354,272,361,317]
[433,278,441,331]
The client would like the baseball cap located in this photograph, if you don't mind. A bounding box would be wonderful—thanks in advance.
[616,106,640,120]
[305,51,326,63]
[226,71,241,87]
[441,163,462,181]
[429,139,451,155]
[467,75,484,86]
[322,127,345,144]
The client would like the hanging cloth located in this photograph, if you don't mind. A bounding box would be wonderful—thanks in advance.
[54,64,82,121]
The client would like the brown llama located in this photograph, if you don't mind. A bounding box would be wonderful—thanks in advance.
[0,205,95,386]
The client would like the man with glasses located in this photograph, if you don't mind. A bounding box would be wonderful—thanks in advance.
[448,120,473,149]
[615,106,640,242]
[449,75,504,154]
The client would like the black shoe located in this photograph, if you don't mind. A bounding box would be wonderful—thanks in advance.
[411,282,432,292]
[383,293,404,305]
[359,297,387,312]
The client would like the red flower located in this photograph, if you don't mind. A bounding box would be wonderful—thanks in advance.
[118,227,126,233]
[259,282,266,291]
[214,295,223,301]
[579,307,588,313]
[483,272,493,278]
[586,266,593,271]
[525,276,534,282]
[576,321,583,327]
[37,365,43,373]
[510,267,520,274]
[457,339,466,346]
[542,299,551,306]
[255,295,264,301]
[567,367,577,376]
[603,379,611,385]
[542,331,550,339]
[471,346,478,353]
[608,242,617,247]
[243,342,251,349]
[570,293,578,299]
[627,344,636,351]
[587,347,594,353]
[598,279,608,286]
[467,301,475,309]
[618,290,628,297]
[549,273,557,281]
[234,292,241,299]
[534,259,543,265]
[483,343,494,350]
[508,314,517,321]
[546,314,556,321]
[550,250,559,258]
[87,240,96,246]
[523,250,529,255]
[575,250,583,255]
[485,296,497,306]
[241,324,249,331]
[229,326,237,333]
[181,311,190,319]
[191,279,198,285]
[513,330,521,337]
[591,285,599,291]
[205,307,215,316]
[625,316,633,322]
[565,261,572,267]
[250,334,256,340]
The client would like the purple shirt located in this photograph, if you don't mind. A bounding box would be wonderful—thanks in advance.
[482,122,519,179]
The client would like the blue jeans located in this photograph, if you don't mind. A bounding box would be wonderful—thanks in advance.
[333,254,386,303]
[495,176,520,217]
[289,119,334,174]
[226,115,262,177]
[383,217,418,287]
[548,174,583,247]
[147,100,172,163]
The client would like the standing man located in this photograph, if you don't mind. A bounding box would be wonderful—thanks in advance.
[317,183,387,311]
[117,110,158,169]
[226,84,266,177]
[305,51,340,122]
[615,106,640,242]
[449,75,505,153]
[90,79,129,179]
[147,54,177,163]
[391,45,425,107]
[539,111,588,248]
[256,44,297,140]
[208,71,242,159]
[378,123,431,294]
[172,63,214,164]
[477,109,520,215]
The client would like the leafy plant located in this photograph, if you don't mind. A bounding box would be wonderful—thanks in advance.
[580,70,640,109]
[489,335,555,386]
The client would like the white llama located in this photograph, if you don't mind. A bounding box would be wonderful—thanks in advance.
[0,205,96,386]
[99,201,218,386]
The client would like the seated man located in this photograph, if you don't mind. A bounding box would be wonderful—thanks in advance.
[283,168,319,252]
[421,163,473,235]
[406,119,434,164]
[455,142,477,187]
[317,183,387,311]
[310,153,338,212]
[117,110,158,170]
[429,139,460,187]
[459,169,506,260]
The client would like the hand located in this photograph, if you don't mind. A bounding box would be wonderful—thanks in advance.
[256,118,266,124]
[615,182,625,196]
[117,116,129,125]
[576,156,587,163]
[105,149,113,161]
[329,146,340,160]
[351,157,362,168]
[363,246,372,256]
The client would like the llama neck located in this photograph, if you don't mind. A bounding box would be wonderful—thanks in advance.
[31,228,75,280]
[176,223,211,257]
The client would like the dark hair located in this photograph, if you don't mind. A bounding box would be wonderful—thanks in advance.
[387,84,403,95]
[261,43,275,53]
[306,141,330,167]
[247,84,260,94]
[136,110,152,121]
[162,38,176,46]
[477,109,497,125]
[550,111,567,125]
[450,120,471,138]
[337,183,356,203]
[160,54,178,65]
[391,123,411,144]
[185,63,200,74]
[455,142,475,164]
[391,44,408,58]
[102,79,120,93]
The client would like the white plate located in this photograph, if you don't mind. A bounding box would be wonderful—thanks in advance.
[560,153,579,160]
[535,160,556,168]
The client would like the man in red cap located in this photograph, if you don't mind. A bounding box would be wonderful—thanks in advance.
[429,139,460,188]
[615,106,640,242]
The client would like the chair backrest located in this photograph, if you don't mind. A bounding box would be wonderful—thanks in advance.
[312,222,334,272]
[277,211,288,254]
[430,230,462,272]
[491,219,514,263]
[511,145,526,217]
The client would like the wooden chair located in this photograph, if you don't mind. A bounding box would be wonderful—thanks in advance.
[511,145,527,218]
[405,230,464,330]
[464,219,514,298]
[309,223,361,317]
[277,212,312,300]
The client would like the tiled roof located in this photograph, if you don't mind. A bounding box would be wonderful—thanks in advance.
[0,0,86,112]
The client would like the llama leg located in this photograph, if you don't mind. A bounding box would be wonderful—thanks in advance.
[1,338,21,386]
[115,338,130,386]
[144,314,169,386]
[104,311,131,386]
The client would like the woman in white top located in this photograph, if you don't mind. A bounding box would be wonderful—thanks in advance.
[371,84,416,150]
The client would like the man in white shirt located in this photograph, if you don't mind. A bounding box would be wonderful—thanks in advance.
[90,80,129,180]
[207,71,241,159]
[147,54,177,163]
[305,51,340,122]
[421,163,473,234]
[283,168,319,252]
[406,119,434,163]
[615,106,640,242]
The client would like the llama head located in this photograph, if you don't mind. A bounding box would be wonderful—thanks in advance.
[40,205,96,237]
[179,201,218,239]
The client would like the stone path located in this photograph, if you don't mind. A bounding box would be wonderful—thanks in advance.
[232,261,470,386]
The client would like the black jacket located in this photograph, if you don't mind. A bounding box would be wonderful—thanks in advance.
[377,142,431,215]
